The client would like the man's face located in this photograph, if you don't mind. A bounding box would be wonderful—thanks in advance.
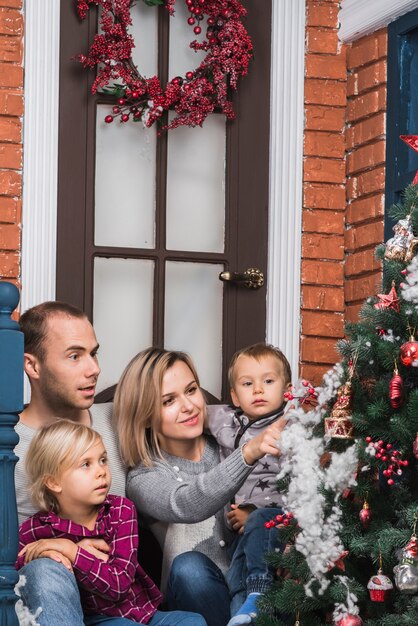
[34,315,100,413]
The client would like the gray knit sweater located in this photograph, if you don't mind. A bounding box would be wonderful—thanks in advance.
[126,435,254,592]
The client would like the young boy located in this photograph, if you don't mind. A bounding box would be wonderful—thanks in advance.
[206,343,291,626]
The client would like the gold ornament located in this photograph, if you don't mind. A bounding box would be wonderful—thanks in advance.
[325,380,354,439]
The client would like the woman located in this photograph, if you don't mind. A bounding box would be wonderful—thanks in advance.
[114,348,285,626]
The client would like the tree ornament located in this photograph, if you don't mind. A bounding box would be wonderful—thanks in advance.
[413,433,418,458]
[394,528,418,593]
[359,499,372,529]
[374,281,400,312]
[325,380,354,439]
[389,364,404,409]
[400,335,418,366]
[401,135,418,184]
[335,615,363,626]
[384,213,418,262]
[367,556,393,602]
[76,0,254,131]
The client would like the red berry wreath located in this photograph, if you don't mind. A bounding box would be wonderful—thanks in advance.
[76,0,253,130]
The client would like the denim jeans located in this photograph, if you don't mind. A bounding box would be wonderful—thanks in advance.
[85,610,207,625]
[166,552,231,626]
[226,507,284,616]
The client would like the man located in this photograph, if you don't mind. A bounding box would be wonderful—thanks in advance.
[16,301,126,625]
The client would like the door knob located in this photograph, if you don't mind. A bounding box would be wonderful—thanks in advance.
[219,267,264,290]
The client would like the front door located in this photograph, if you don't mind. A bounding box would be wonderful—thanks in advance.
[56,0,272,400]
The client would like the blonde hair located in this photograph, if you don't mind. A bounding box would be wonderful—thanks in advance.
[228,342,292,388]
[114,347,202,468]
[26,419,103,513]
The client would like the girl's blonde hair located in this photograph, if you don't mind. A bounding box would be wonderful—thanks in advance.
[26,419,103,513]
[114,347,202,468]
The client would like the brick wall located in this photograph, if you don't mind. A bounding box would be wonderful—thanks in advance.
[0,0,23,295]
[301,0,347,383]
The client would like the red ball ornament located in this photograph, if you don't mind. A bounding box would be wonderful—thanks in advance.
[185,71,194,80]
[400,338,418,366]
[104,115,113,123]
[194,25,202,34]
[389,370,404,408]
[336,615,363,626]
[359,501,372,529]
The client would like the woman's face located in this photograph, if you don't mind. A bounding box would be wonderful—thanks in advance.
[157,360,206,451]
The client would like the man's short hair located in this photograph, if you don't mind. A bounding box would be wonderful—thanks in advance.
[228,342,292,388]
[19,301,87,361]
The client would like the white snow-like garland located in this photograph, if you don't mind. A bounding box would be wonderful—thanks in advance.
[15,575,41,626]
[277,365,358,598]
[401,253,418,308]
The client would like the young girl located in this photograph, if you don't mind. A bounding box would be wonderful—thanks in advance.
[113,348,286,626]
[16,419,208,626]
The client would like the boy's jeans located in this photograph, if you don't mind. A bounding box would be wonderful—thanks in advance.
[225,507,284,616]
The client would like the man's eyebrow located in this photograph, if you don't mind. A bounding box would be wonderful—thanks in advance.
[64,343,100,353]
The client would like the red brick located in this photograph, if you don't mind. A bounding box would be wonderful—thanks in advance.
[304,130,345,158]
[0,169,21,195]
[300,363,331,386]
[344,272,381,303]
[346,165,385,199]
[302,284,344,311]
[0,35,22,62]
[301,336,339,363]
[305,105,345,132]
[304,183,346,210]
[0,142,21,169]
[0,8,22,35]
[346,193,384,224]
[347,29,387,71]
[346,139,386,175]
[0,222,19,249]
[307,2,340,28]
[0,1,22,6]
[347,60,386,97]
[345,303,363,323]
[302,259,344,285]
[305,79,347,107]
[303,209,344,234]
[347,87,386,123]
[345,220,384,251]
[302,232,345,260]
[307,27,339,54]
[0,91,22,116]
[0,249,18,276]
[0,195,20,221]
[306,53,347,80]
[0,63,22,88]
[304,157,346,184]
[0,116,20,142]
[302,310,344,336]
[346,113,385,150]
[345,248,382,277]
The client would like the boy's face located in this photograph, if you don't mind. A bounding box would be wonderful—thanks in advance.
[230,354,291,420]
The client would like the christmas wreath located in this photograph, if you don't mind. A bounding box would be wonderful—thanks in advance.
[76,0,253,130]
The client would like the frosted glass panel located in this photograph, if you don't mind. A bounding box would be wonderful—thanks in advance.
[93,257,154,392]
[130,3,158,76]
[168,1,206,78]
[166,114,226,252]
[165,261,223,397]
[95,105,156,248]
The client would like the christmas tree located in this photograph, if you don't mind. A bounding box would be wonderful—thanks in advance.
[258,183,418,626]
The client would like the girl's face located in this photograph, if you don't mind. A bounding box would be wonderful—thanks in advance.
[157,360,206,452]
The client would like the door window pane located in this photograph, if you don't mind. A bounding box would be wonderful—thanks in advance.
[131,3,159,77]
[165,261,223,397]
[166,114,226,252]
[95,105,157,249]
[168,1,206,78]
[93,257,154,391]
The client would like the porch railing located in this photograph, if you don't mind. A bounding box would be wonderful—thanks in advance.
[0,281,22,625]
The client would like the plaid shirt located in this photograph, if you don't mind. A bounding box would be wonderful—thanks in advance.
[17,495,163,623]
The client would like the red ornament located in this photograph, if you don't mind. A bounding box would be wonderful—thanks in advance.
[389,369,403,408]
[335,615,363,626]
[400,135,418,184]
[400,338,418,366]
[374,282,400,312]
[359,501,372,529]
[413,433,418,458]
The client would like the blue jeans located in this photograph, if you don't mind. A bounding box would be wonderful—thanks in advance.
[226,507,284,616]
[166,552,231,626]
[85,610,207,625]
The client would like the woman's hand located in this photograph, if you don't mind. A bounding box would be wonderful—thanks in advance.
[242,417,287,465]
[38,549,74,572]
[77,538,110,562]
[19,538,78,564]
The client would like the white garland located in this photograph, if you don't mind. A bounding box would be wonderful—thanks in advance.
[401,254,418,307]
[332,575,360,622]
[277,366,358,597]
[15,576,41,626]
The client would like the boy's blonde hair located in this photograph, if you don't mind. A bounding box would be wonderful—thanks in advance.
[114,347,203,468]
[26,419,103,513]
[228,342,292,388]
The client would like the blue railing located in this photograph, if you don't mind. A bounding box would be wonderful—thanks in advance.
[0,281,22,625]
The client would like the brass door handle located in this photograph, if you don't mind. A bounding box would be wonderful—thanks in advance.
[219,267,264,290]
